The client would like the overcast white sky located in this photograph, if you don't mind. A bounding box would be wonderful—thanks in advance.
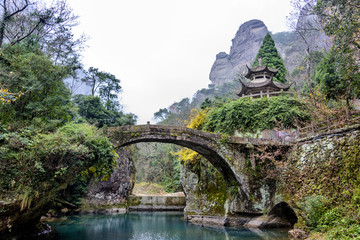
[67,0,293,124]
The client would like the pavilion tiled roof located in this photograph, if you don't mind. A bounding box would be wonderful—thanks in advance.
[237,78,292,97]
[244,65,279,79]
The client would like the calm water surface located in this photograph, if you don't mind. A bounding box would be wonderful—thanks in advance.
[48,212,289,240]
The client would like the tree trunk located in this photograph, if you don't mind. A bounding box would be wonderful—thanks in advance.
[0,7,8,48]
[306,44,312,94]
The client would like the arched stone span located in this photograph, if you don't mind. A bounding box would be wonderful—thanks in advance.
[107,124,238,184]
[106,124,284,208]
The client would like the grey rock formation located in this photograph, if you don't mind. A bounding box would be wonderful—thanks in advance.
[209,18,331,88]
[209,19,269,86]
[180,157,297,228]
[209,52,234,86]
[229,20,270,68]
[86,147,135,206]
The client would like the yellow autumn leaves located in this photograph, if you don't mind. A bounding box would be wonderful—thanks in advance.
[0,85,22,104]
[173,108,209,164]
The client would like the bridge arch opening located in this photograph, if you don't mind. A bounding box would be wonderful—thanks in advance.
[106,125,297,226]
[107,125,252,209]
[131,142,183,194]
[125,140,238,215]
[116,136,239,185]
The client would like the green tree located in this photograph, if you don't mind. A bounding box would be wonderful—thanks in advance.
[314,49,346,100]
[82,67,122,111]
[253,33,287,83]
[315,0,360,110]
[73,95,136,127]
[153,108,170,122]
[0,122,117,228]
[75,66,136,127]
[73,95,109,126]
[200,98,212,109]
[0,0,83,55]
[0,43,73,127]
[99,72,122,111]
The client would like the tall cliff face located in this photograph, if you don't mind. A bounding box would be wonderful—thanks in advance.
[85,147,135,206]
[209,20,269,86]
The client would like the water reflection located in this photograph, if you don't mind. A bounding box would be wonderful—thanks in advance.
[49,212,289,240]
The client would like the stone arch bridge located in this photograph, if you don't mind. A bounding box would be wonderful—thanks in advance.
[106,124,292,214]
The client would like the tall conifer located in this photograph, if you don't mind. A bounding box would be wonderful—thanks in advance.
[253,33,287,83]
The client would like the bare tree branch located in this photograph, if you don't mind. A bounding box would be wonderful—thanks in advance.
[6,0,28,19]
[8,18,42,46]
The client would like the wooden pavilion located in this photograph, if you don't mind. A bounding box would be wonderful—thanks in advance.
[237,60,292,98]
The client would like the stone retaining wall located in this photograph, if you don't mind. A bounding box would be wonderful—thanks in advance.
[128,196,186,211]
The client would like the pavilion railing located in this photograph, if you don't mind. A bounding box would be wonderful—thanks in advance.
[239,90,297,99]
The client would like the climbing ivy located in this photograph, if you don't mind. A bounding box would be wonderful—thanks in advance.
[202,95,310,135]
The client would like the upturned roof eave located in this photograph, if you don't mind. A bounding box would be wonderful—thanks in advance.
[237,78,250,96]
[244,65,279,79]
[237,79,292,97]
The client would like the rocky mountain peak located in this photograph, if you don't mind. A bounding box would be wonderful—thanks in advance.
[230,19,269,60]
[209,19,269,86]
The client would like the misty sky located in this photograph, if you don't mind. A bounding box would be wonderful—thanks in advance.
[67,0,293,124]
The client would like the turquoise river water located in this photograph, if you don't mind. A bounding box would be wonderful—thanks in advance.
[48,212,289,240]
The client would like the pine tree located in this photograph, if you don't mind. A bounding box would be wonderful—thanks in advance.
[253,33,287,83]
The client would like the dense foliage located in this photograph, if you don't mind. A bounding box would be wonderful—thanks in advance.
[314,49,347,100]
[0,122,116,208]
[74,95,136,127]
[132,143,182,193]
[313,46,360,103]
[0,43,74,128]
[0,42,134,212]
[253,33,287,83]
[0,2,136,230]
[202,95,310,135]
